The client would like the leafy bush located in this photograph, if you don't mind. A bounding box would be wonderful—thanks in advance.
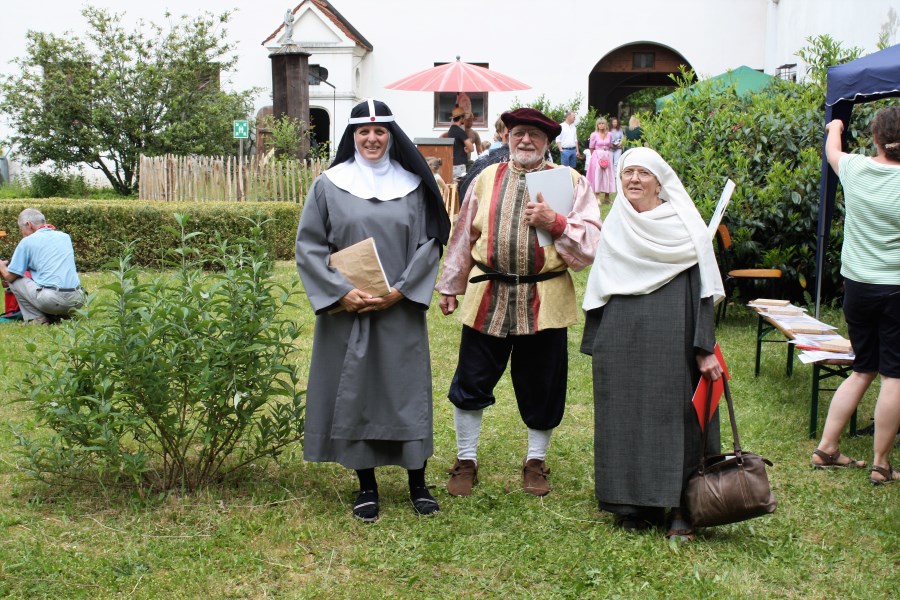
[260,114,309,159]
[0,171,130,199]
[623,86,673,114]
[11,214,304,491]
[0,199,301,270]
[27,170,94,198]
[0,175,33,199]
[640,37,894,305]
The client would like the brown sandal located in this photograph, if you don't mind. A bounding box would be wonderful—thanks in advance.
[665,513,695,542]
[665,527,695,542]
[811,448,867,469]
[869,464,900,485]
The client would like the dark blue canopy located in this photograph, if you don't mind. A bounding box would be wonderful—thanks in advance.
[815,43,900,317]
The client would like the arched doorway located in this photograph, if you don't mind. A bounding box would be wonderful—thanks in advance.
[588,43,695,118]
[309,107,331,156]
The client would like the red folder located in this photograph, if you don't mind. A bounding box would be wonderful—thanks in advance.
[692,343,730,431]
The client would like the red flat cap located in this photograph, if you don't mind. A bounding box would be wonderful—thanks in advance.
[500,108,562,140]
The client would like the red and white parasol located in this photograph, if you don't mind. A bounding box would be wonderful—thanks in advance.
[384,57,530,93]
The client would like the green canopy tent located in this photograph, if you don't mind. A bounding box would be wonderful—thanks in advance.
[655,66,776,111]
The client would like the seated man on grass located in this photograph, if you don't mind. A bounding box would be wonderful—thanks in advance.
[0,208,84,324]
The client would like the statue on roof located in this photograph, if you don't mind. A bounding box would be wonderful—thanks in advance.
[278,9,296,45]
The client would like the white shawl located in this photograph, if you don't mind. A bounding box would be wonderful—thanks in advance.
[583,147,724,309]
[324,134,421,201]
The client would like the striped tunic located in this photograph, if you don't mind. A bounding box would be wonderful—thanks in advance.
[436,161,601,337]
[838,154,900,284]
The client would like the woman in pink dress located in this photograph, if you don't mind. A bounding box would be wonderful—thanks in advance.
[586,118,616,204]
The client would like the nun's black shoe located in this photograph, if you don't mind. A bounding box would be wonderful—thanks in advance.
[352,489,379,522]
[614,515,653,531]
[410,486,440,516]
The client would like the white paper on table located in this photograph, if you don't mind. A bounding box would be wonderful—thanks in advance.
[748,302,795,309]
[798,350,855,364]
[707,179,736,238]
[768,313,834,329]
[525,168,575,247]
[791,333,846,346]
[759,305,806,315]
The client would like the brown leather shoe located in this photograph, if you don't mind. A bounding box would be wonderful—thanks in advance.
[522,458,550,496]
[447,459,478,496]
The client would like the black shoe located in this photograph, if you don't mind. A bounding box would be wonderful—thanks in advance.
[352,489,379,523]
[410,486,440,516]
[614,515,653,531]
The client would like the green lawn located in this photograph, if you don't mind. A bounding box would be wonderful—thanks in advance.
[0,262,896,599]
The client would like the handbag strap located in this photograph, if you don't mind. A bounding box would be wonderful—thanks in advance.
[722,378,744,457]
[700,376,743,462]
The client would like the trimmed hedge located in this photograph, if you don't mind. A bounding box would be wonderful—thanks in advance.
[0,199,302,270]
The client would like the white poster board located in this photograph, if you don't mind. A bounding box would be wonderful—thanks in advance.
[525,168,575,246]
[707,179,736,238]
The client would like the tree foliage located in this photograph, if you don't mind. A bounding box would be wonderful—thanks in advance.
[12,214,304,491]
[640,36,898,305]
[795,34,863,89]
[0,7,255,195]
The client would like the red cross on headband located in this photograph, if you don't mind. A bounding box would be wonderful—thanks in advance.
[348,98,396,124]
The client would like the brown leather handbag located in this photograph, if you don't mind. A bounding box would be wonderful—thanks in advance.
[685,378,777,527]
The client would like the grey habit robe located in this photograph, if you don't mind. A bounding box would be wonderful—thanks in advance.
[581,264,720,513]
[296,176,441,470]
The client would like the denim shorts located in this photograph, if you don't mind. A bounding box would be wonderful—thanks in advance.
[843,278,900,377]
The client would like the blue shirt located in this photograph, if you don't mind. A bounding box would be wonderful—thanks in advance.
[8,227,81,288]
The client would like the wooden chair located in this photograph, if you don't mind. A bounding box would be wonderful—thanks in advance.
[444,183,459,217]
[715,224,782,323]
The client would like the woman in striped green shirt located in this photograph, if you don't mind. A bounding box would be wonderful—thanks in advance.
[811,106,900,485]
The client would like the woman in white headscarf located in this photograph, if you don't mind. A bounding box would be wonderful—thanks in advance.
[581,147,725,541]
[296,99,450,523]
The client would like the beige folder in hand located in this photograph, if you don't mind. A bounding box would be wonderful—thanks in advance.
[328,237,390,313]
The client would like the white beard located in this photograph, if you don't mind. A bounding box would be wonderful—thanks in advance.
[511,147,544,168]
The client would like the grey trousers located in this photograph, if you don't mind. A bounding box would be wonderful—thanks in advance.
[9,277,84,322]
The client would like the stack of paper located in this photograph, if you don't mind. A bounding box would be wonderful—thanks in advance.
[751,298,790,307]
[750,299,853,362]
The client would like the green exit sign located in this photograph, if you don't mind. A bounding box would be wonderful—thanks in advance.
[233,120,249,139]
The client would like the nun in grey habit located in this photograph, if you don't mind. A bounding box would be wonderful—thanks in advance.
[581,147,725,541]
[296,99,450,522]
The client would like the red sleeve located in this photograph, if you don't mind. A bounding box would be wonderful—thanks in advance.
[549,213,567,239]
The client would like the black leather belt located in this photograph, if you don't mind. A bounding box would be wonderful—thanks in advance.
[39,285,82,292]
[469,262,566,285]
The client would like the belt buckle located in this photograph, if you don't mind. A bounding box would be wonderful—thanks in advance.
[514,273,520,285]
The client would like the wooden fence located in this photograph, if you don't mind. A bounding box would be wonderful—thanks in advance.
[138,154,327,202]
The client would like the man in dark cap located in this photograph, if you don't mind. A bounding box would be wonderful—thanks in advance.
[436,107,602,498]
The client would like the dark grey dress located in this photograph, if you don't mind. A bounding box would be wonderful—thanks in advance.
[296,176,441,469]
[582,265,719,515]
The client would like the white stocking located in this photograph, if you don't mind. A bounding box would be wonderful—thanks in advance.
[526,428,553,461]
[454,407,483,463]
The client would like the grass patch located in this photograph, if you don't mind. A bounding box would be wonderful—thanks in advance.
[0,262,897,599]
